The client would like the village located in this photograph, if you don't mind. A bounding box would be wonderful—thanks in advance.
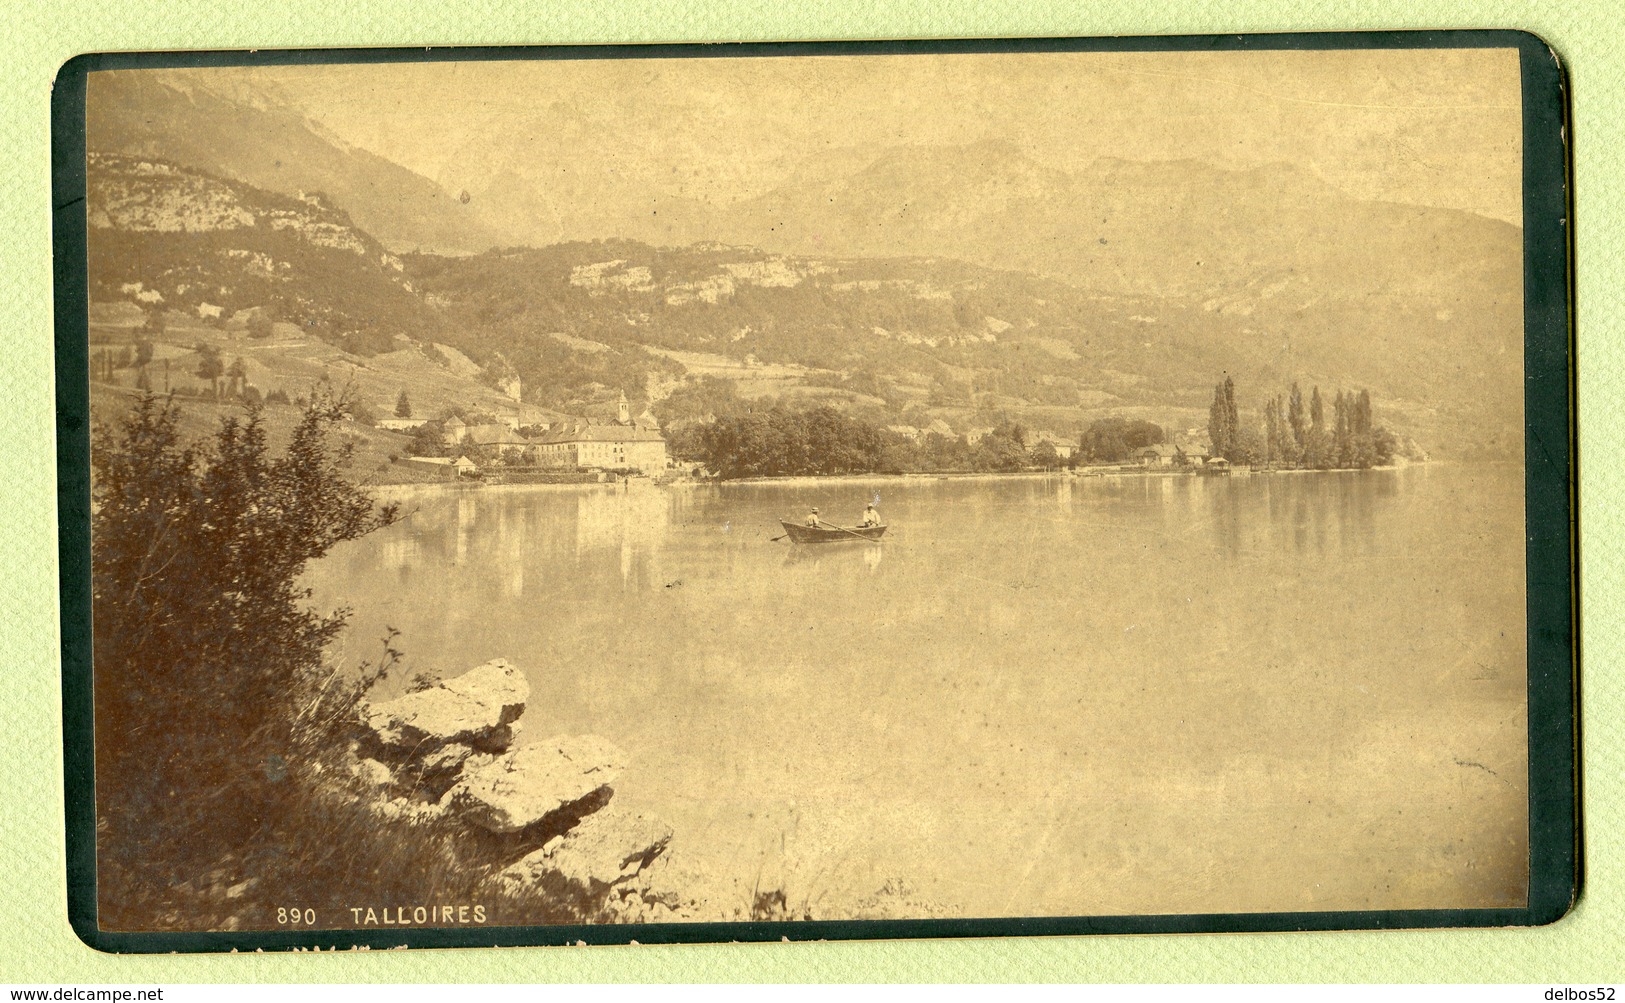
[378,387,1236,484]
[84,302,1266,488]
[382,391,679,483]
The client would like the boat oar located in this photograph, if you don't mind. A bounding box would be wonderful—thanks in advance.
[818,518,883,543]
[770,519,880,543]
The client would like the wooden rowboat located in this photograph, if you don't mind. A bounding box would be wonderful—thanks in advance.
[779,520,887,544]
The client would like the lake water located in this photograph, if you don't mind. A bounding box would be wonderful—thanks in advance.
[305,464,1529,920]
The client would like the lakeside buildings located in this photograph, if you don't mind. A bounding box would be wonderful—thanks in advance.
[531,393,668,475]
[434,392,670,476]
[534,422,668,475]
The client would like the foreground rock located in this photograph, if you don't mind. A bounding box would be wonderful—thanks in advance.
[363,658,528,752]
[449,734,626,834]
[351,757,395,792]
[347,657,683,921]
[498,802,673,898]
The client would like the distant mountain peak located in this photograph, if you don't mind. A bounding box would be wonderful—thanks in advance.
[87,70,514,255]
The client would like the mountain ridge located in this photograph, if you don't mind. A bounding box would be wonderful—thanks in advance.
[82,134,1524,459]
[86,71,512,255]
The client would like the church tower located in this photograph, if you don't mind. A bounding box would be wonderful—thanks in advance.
[617,391,630,425]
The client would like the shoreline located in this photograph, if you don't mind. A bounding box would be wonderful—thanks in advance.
[362,462,1436,498]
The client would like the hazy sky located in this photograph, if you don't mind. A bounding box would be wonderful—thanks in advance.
[235,47,1522,225]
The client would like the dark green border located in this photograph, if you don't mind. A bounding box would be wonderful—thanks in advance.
[52,29,1578,954]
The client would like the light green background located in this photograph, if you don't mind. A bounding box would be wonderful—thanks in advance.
[3,0,1614,983]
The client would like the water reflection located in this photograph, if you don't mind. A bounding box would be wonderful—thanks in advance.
[576,485,670,590]
[379,533,420,583]
[575,484,670,560]
[1182,470,1398,558]
[303,466,1526,920]
[371,484,678,605]
[864,544,884,573]
[456,493,476,564]
[781,541,885,573]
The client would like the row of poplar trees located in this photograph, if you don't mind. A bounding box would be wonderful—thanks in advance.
[1210,376,1387,469]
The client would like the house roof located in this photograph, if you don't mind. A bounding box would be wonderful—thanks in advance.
[464,424,532,447]
[1140,443,1180,457]
[537,422,666,445]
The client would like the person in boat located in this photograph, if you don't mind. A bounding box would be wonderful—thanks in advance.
[858,503,881,528]
[805,507,822,528]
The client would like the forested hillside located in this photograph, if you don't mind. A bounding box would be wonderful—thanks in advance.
[87,154,441,356]
[85,154,1521,457]
[404,240,1247,413]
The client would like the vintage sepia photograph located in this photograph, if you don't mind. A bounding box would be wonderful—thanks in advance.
[72,42,1541,938]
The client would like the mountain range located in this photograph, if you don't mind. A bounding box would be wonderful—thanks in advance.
[82,72,1527,456]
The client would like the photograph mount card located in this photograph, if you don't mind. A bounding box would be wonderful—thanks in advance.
[51,31,1577,952]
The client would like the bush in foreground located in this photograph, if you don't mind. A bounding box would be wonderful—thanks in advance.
[91,390,407,927]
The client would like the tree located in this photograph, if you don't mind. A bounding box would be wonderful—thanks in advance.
[1333,391,1352,467]
[91,390,398,906]
[1287,383,1306,462]
[226,357,247,398]
[194,344,224,398]
[971,427,1027,472]
[1208,376,1240,460]
[1351,389,1377,468]
[1030,440,1060,469]
[395,389,413,419]
[1208,383,1228,459]
[1374,427,1405,465]
[1304,386,1333,468]
[247,309,274,339]
[1079,418,1163,463]
[406,421,448,457]
[664,423,706,463]
[992,416,1027,452]
[1223,376,1240,454]
[1263,396,1281,466]
[1230,425,1264,465]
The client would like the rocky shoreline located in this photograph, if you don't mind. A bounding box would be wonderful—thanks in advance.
[349,658,695,923]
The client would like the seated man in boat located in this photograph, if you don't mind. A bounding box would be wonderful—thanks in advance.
[858,503,881,528]
[805,507,822,528]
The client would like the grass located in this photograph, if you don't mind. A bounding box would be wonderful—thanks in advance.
[97,697,608,932]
